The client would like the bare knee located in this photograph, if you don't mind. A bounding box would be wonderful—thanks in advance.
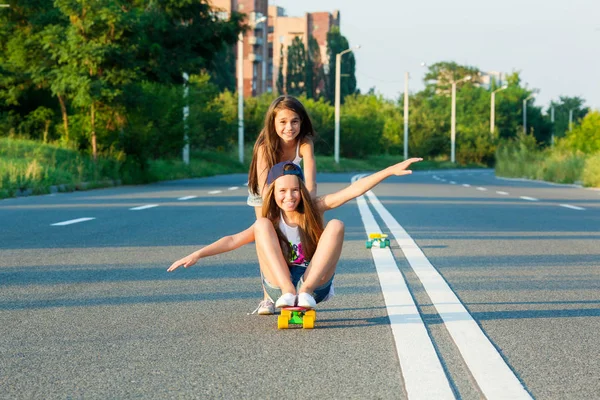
[325,219,345,235]
[254,217,274,232]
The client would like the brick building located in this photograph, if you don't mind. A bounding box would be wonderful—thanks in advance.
[208,1,339,97]
[209,0,269,97]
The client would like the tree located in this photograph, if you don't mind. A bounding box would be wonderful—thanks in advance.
[548,96,589,139]
[559,110,600,154]
[305,36,324,100]
[324,26,356,104]
[286,36,306,97]
[422,61,480,96]
[276,44,285,95]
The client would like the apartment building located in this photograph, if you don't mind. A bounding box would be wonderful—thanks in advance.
[209,0,269,97]
[209,1,339,97]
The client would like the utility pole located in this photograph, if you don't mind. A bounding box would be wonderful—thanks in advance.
[403,72,409,160]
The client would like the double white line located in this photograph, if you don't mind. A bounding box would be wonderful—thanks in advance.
[356,179,532,399]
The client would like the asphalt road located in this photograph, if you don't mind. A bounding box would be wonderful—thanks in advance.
[1,169,598,399]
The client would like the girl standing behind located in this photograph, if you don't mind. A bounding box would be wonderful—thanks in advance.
[247,95,317,218]
[247,96,318,315]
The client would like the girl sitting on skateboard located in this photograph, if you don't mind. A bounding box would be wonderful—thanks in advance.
[247,95,318,315]
[167,157,422,309]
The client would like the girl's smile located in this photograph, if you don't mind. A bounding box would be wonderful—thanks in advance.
[274,108,301,143]
[274,175,301,213]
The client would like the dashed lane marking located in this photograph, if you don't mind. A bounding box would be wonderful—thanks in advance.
[51,217,95,226]
[560,204,585,211]
[130,204,159,211]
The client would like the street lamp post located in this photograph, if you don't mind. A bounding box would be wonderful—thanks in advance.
[550,106,555,146]
[490,85,508,136]
[523,93,536,134]
[569,108,574,132]
[403,72,409,160]
[334,45,360,164]
[450,75,472,163]
[237,31,244,163]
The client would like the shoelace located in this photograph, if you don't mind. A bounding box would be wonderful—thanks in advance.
[248,299,274,315]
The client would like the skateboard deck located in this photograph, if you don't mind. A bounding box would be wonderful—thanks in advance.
[277,306,316,329]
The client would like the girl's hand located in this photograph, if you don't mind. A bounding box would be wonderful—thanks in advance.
[167,253,200,272]
[389,158,423,176]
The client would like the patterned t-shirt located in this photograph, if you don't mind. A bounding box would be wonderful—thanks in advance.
[278,216,309,267]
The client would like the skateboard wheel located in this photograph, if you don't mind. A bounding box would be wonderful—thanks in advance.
[304,310,316,320]
[280,309,292,319]
[366,241,372,249]
[277,315,289,329]
[302,315,315,329]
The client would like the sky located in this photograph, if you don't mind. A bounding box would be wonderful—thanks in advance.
[271,0,600,111]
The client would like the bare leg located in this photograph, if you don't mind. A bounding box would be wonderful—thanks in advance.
[254,218,296,294]
[299,219,344,294]
[253,206,272,301]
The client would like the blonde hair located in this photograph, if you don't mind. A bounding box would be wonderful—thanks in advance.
[248,96,315,195]
[261,173,323,264]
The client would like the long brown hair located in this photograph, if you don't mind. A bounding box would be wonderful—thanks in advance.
[248,96,315,195]
[261,174,323,264]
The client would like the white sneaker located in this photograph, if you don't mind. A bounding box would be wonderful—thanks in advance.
[275,292,297,308]
[249,299,275,315]
[297,292,316,309]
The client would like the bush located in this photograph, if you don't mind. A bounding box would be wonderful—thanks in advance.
[582,153,600,187]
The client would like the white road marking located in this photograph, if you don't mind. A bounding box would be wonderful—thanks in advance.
[365,190,532,400]
[51,217,95,226]
[228,186,239,191]
[520,196,538,201]
[208,190,222,194]
[496,191,509,195]
[178,195,197,201]
[130,204,159,211]
[476,187,488,191]
[560,204,585,211]
[462,184,471,187]
[356,195,454,400]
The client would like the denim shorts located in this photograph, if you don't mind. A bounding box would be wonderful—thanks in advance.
[263,265,334,304]
[247,190,263,207]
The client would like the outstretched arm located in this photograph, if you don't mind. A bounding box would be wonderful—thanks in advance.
[167,225,255,272]
[317,158,422,212]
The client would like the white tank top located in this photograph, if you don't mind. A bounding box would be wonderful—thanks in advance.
[291,141,302,165]
[278,215,309,267]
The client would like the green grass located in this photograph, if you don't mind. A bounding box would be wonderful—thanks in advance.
[495,141,600,187]
[0,137,488,199]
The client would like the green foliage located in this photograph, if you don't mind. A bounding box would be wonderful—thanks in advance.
[582,154,600,187]
[495,132,599,187]
[0,137,121,196]
[495,132,542,178]
[338,94,389,158]
[548,96,589,139]
[305,36,324,100]
[558,110,600,154]
[325,26,356,104]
